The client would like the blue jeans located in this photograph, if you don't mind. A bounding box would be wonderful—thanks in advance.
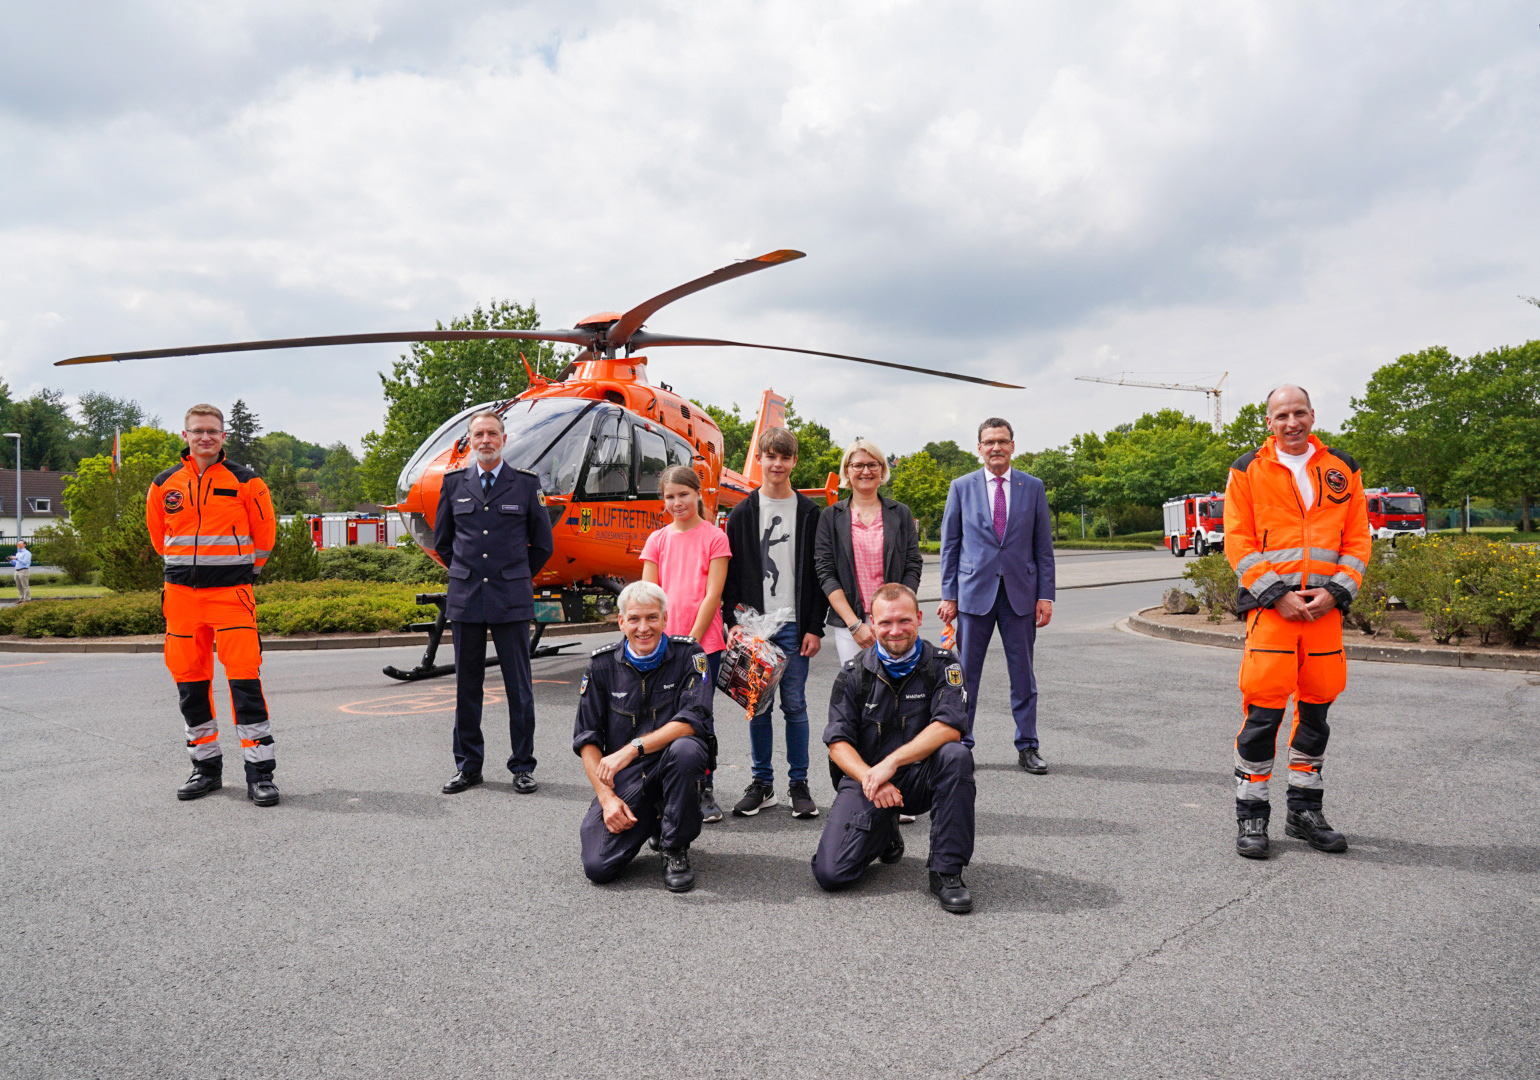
[748,625,810,785]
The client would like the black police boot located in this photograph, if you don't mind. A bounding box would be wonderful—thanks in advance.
[1285,809,1347,852]
[929,871,973,914]
[661,847,695,893]
[176,765,222,801]
[247,775,280,807]
[1236,817,1269,859]
[879,820,905,864]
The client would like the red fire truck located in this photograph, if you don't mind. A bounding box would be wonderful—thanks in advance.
[1163,492,1225,557]
[1366,488,1426,541]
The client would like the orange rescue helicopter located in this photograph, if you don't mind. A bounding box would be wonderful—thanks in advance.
[58,248,1019,679]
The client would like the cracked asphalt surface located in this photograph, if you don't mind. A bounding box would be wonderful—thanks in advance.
[2,551,1536,1079]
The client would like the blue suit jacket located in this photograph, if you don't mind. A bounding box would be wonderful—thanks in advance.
[940,467,1056,617]
[433,465,555,623]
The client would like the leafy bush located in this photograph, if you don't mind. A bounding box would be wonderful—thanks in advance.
[1343,540,1395,637]
[263,515,320,582]
[316,543,447,585]
[0,593,164,637]
[1182,551,1240,622]
[1386,535,1540,646]
[97,515,164,593]
[30,523,97,584]
[0,581,437,638]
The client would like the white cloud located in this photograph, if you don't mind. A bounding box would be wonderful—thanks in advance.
[1,0,1536,460]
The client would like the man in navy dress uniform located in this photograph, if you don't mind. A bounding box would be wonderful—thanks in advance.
[433,409,555,795]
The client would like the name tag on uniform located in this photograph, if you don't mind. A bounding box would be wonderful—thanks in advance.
[904,693,926,700]
[660,682,676,691]
[500,504,522,512]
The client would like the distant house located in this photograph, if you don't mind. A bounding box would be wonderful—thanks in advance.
[0,468,70,541]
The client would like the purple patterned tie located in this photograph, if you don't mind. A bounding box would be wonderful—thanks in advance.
[992,476,1007,541]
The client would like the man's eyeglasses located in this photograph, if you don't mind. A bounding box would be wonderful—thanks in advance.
[185,429,225,438]
[979,439,1013,448]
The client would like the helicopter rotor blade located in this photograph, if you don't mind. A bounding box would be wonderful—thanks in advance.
[55,329,597,366]
[625,331,1023,389]
[606,249,806,349]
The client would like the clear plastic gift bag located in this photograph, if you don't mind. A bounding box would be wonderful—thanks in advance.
[715,604,793,718]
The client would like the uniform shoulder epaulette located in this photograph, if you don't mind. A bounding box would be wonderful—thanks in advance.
[1230,447,1260,472]
[514,467,538,477]
[669,635,696,643]
[1325,446,1361,473]
[590,641,622,656]
[841,658,860,672]
[932,647,958,663]
[151,464,181,486]
[444,465,467,476]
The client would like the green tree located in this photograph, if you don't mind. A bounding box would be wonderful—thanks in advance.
[783,401,843,489]
[30,523,96,584]
[358,300,571,502]
[224,399,262,467]
[1219,402,1270,460]
[890,451,950,540]
[696,401,755,473]
[4,389,77,470]
[318,443,366,510]
[1344,346,1465,506]
[62,427,184,552]
[97,514,164,592]
[1450,341,1540,530]
[1019,446,1085,538]
[263,515,321,582]
[922,439,978,479]
[72,391,152,461]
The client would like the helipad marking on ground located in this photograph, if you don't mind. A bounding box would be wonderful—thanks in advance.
[339,680,570,714]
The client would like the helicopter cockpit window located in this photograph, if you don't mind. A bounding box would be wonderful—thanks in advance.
[583,412,632,497]
[666,436,693,470]
[499,396,596,496]
[634,427,669,495]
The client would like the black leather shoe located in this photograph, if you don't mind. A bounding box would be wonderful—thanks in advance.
[879,821,905,864]
[441,770,483,794]
[176,769,222,801]
[247,778,280,807]
[661,847,695,893]
[1285,809,1347,853]
[929,871,973,914]
[1019,748,1048,774]
[1236,817,1270,859]
[511,772,538,795]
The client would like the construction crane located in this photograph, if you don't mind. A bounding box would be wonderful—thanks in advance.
[1074,371,1228,433]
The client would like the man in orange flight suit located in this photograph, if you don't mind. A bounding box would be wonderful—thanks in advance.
[146,404,280,806]
[1224,385,1370,859]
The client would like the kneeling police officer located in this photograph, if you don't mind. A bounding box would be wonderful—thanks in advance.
[812,583,976,913]
[575,580,714,892]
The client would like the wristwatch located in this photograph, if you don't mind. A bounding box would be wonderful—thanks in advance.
[629,737,646,757]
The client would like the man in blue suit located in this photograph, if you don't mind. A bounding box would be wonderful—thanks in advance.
[433,410,555,795]
[938,418,1057,773]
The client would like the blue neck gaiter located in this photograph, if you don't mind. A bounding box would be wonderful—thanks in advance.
[624,637,668,672]
[875,640,922,680]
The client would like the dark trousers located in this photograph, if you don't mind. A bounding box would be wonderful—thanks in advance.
[958,581,1039,750]
[451,620,536,774]
[581,736,709,883]
[811,741,975,889]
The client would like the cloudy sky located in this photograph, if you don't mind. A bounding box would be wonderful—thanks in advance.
[3,1,1538,461]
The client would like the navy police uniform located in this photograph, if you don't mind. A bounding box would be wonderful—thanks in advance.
[433,463,555,776]
[574,637,715,882]
[812,641,975,890]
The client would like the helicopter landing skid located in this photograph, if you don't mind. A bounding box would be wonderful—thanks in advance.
[382,593,582,682]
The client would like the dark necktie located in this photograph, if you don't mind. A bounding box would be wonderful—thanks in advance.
[992,476,1007,541]
[481,471,493,497]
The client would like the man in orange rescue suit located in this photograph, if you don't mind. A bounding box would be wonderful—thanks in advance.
[147,404,279,806]
[1224,385,1369,859]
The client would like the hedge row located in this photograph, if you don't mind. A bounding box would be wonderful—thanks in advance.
[0,581,439,639]
[1181,535,1540,647]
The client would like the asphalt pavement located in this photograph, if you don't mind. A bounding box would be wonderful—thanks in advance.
[2,550,1536,1079]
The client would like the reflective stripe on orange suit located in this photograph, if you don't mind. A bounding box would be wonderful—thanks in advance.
[1223,435,1368,820]
[148,449,277,781]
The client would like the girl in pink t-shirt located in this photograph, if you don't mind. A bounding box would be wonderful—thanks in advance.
[641,465,730,821]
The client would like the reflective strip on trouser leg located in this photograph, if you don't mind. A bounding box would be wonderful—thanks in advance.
[205,591,270,780]
[1286,700,1331,811]
[177,680,222,765]
[230,679,275,777]
[1234,704,1284,817]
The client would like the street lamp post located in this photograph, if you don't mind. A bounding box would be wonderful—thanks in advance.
[2,433,19,545]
